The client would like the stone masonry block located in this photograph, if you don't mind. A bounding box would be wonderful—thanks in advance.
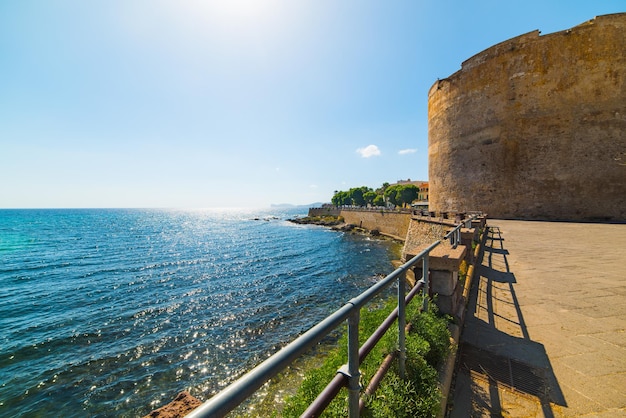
[427,244,467,271]
[434,287,461,316]
[470,217,487,230]
[414,268,459,297]
[405,243,467,269]
[409,243,467,302]
[461,228,477,242]
[432,269,459,296]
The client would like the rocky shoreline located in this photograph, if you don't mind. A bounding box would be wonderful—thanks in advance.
[287,214,343,226]
[288,215,380,234]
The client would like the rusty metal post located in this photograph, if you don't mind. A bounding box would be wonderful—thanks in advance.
[347,310,361,418]
[422,255,429,312]
[397,270,406,379]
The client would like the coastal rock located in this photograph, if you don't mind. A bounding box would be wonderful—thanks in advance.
[144,391,202,418]
[287,216,343,226]
[331,223,355,232]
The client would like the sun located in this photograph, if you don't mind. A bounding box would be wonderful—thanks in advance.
[210,0,275,19]
[185,0,280,27]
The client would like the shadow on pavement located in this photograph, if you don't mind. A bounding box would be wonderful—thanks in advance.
[449,227,566,417]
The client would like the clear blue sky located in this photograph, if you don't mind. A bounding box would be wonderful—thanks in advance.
[1,1,623,208]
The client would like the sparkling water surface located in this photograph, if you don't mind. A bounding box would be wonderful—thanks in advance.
[0,208,398,417]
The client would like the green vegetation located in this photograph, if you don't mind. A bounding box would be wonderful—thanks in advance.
[458,259,468,284]
[332,182,420,208]
[383,184,419,208]
[332,186,379,207]
[281,296,452,417]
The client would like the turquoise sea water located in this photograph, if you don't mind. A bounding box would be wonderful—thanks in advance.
[0,209,397,417]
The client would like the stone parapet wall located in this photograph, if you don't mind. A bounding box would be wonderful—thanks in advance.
[428,13,626,221]
[402,218,449,260]
[338,210,411,241]
[308,207,341,217]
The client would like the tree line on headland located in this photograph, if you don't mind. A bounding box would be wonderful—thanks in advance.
[331,183,420,208]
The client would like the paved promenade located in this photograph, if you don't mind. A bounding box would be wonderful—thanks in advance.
[449,220,626,417]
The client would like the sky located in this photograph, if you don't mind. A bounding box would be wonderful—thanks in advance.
[1,1,623,209]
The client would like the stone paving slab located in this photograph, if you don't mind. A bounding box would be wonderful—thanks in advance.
[448,220,626,417]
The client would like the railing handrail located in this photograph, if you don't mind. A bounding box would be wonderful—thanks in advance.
[444,214,478,248]
[302,272,428,417]
[186,215,480,418]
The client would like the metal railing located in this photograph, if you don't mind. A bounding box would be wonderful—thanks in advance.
[445,215,476,249]
[446,222,462,249]
[187,215,480,418]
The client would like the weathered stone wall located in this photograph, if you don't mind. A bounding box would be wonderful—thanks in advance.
[428,13,626,221]
[308,207,341,217]
[339,210,411,240]
[402,219,448,260]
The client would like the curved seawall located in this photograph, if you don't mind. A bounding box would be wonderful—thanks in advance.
[339,209,411,240]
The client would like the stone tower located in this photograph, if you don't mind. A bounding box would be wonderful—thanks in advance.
[428,13,626,221]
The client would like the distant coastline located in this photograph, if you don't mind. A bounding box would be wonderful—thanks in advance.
[270,202,327,209]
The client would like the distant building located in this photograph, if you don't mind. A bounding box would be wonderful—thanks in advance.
[393,178,424,187]
[418,182,429,202]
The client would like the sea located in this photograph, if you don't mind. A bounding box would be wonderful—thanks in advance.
[0,208,399,417]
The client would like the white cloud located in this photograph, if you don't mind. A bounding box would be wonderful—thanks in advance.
[356,144,381,158]
[309,184,318,189]
[398,148,417,155]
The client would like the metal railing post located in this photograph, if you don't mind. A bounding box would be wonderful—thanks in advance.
[422,255,429,312]
[347,309,361,418]
[449,226,462,249]
[397,271,406,379]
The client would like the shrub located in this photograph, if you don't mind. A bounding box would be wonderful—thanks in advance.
[364,361,439,418]
[410,307,451,369]
[282,296,451,417]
